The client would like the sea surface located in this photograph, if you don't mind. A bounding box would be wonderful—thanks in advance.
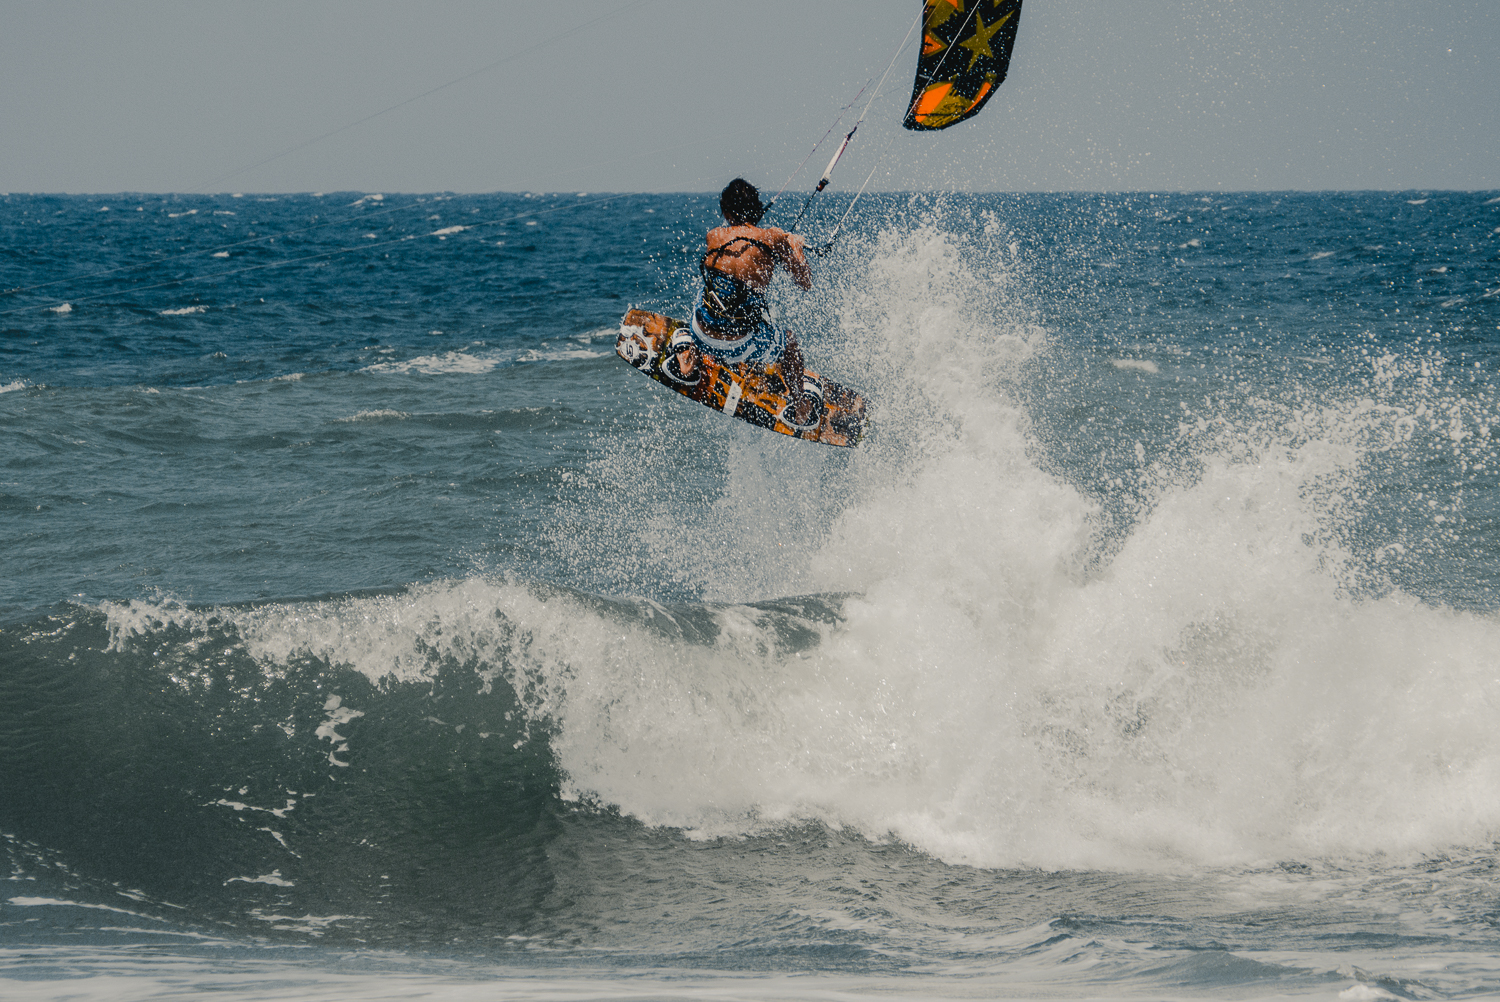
[3,189,1500,1001]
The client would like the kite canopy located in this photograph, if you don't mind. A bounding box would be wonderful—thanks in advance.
[903,0,1022,131]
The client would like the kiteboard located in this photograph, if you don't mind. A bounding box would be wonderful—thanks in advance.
[616,308,868,447]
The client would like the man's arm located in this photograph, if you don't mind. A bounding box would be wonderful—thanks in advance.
[776,231,813,290]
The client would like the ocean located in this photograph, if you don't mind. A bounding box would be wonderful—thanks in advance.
[3,188,1500,1000]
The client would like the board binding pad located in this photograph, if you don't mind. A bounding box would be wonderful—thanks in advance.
[616,308,868,448]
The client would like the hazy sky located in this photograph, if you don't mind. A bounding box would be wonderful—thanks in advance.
[3,0,1496,194]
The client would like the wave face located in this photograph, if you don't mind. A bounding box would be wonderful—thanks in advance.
[4,191,1500,998]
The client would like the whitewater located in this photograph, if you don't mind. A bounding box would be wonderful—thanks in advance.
[3,190,1500,1000]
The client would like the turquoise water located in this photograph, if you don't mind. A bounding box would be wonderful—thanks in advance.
[3,190,1500,1000]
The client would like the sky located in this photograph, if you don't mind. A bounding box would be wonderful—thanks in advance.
[2,0,1497,194]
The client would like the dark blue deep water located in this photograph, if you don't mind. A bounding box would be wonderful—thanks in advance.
[3,190,1500,1000]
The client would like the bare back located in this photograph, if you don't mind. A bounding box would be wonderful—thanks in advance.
[704,225,812,292]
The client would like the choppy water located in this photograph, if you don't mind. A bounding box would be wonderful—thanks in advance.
[3,189,1500,1000]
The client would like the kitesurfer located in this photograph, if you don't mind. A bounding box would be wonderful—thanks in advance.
[682,178,819,427]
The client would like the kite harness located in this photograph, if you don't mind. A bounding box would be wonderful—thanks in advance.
[690,236,787,367]
[697,236,776,333]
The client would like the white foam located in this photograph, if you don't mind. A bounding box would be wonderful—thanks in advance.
[1407,198,1429,205]
[47,303,71,314]
[315,694,364,768]
[8,897,166,921]
[0,380,26,394]
[542,223,1500,869]
[211,797,299,819]
[225,870,294,887]
[1112,358,1159,373]
[259,827,292,849]
[335,408,408,422]
[361,352,498,375]
[247,908,363,935]
[431,225,468,236]
[167,209,198,218]
[159,306,206,316]
[516,348,608,363]
[1310,251,1336,260]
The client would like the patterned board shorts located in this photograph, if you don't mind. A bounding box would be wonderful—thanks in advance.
[689,291,787,369]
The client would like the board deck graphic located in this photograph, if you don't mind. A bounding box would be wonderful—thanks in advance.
[616,308,868,447]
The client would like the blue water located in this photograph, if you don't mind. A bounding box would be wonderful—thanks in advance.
[3,189,1500,1000]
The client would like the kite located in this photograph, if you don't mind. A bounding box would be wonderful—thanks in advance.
[903,0,1022,131]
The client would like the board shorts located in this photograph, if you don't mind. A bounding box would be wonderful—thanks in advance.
[690,289,787,368]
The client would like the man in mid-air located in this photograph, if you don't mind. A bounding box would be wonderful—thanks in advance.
[677,178,820,428]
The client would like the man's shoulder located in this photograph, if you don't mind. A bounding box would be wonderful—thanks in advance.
[709,224,787,247]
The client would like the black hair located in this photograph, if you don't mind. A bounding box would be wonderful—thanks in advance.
[720,178,764,225]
